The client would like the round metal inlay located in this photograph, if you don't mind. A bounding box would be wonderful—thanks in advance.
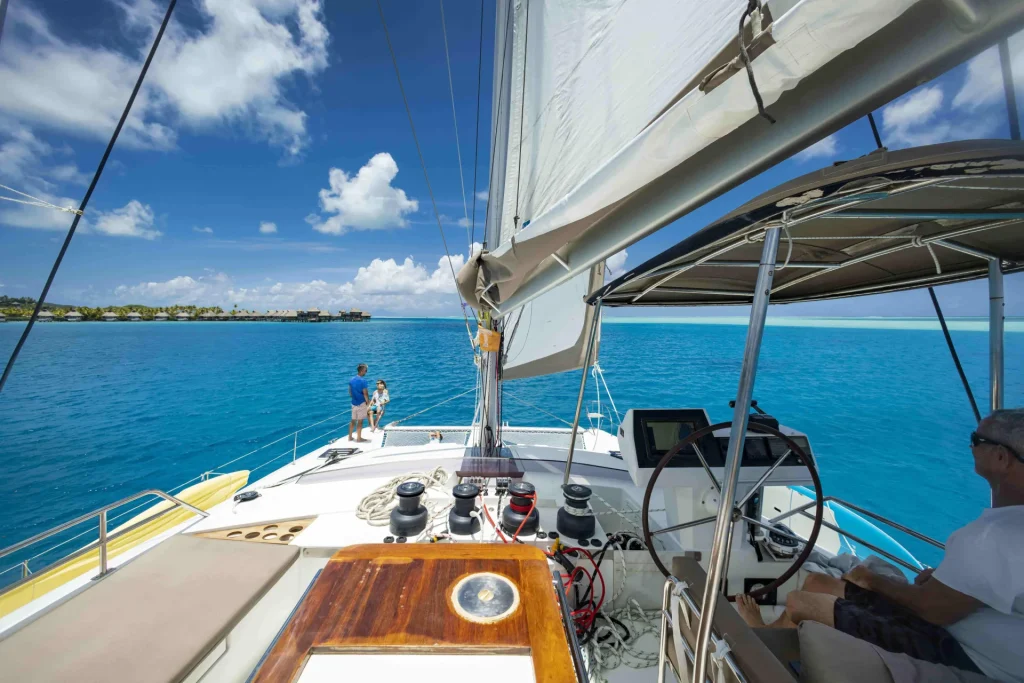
[451,573,520,624]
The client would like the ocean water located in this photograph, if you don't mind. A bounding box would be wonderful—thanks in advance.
[0,317,1020,576]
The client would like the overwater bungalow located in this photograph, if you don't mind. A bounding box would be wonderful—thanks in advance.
[251,311,266,321]
[282,310,298,322]
[0,313,5,323]
[174,312,192,321]
[361,311,371,321]
[198,311,217,321]
[101,311,118,322]
[318,310,332,322]
[154,311,170,321]
[127,311,142,321]
[37,311,54,322]
[232,310,251,321]
[65,310,83,322]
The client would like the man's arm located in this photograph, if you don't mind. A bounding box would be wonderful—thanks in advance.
[843,565,982,626]
[363,385,370,405]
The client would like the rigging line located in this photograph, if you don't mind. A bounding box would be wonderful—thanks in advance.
[999,38,1021,141]
[376,0,474,347]
[512,0,530,228]
[866,110,979,424]
[0,0,178,396]
[439,0,471,250]
[0,184,83,215]
[503,391,575,428]
[738,0,774,124]
[929,288,982,424]
[483,0,516,243]
[0,0,8,50]
[867,112,884,149]
[469,0,485,250]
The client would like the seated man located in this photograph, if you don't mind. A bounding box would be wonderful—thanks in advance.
[735,409,1024,682]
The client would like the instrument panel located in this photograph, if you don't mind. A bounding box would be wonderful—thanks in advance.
[619,408,815,489]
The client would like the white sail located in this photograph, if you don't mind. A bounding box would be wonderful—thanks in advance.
[459,0,931,313]
[501,263,603,380]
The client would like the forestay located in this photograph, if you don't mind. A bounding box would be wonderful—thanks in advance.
[458,0,990,314]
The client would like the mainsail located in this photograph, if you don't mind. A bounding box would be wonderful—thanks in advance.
[459,0,1024,316]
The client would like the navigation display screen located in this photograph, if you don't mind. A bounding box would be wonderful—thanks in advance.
[634,410,722,468]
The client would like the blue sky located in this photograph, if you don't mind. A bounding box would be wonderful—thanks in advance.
[0,0,1021,317]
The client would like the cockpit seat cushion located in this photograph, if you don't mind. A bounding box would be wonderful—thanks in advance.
[798,620,996,683]
[0,534,299,683]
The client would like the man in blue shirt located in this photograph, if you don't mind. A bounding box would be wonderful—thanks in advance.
[348,363,370,442]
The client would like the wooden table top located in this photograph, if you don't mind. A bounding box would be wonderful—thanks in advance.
[251,543,577,683]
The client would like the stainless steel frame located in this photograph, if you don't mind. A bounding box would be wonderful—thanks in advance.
[659,576,748,683]
[564,299,602,485]
[769,496,945,550]
[692,226,781,683]
[990,261,1005,411]
[0,489,208,589]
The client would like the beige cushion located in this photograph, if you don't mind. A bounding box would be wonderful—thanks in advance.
[798,621,996,683]
[0,535,298,683]
[671,556,797,683]
[798,620,894,683]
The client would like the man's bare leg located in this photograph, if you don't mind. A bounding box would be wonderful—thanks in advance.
[801,572,848,598]
[736,573,844,629]
[348,419,356,441]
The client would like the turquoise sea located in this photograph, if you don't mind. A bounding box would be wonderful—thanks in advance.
[0,317,1021,579]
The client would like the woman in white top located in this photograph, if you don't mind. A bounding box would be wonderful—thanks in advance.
[369,380,390,432]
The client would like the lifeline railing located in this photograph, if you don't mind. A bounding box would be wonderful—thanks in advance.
[658,576,747,683]
[0,409,357,586]
[0,489,208,595]
[768,495,944,573]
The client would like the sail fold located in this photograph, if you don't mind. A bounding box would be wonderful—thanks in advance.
[460,0,921,312]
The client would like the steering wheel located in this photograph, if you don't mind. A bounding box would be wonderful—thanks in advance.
[641,420,824,601]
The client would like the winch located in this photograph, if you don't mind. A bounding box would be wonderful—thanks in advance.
[556,483,595,540]
[448,483,481,535]
[389,481,429,537]
[500,481,539,536]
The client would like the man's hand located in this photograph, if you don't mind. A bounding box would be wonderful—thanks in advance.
[913,567,935,586]
[841,564,876,590]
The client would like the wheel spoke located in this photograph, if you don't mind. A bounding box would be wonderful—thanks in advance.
[740,514,807,544]
[736,449,792,509]
[650,514,717,536]
[693,442,721,493]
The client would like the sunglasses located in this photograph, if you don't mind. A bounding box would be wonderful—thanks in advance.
[971,431,1024,463]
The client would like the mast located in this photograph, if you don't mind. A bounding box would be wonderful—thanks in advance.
[474,0,516,457]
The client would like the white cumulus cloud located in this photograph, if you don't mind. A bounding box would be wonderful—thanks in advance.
[307,153,419,235]
[93,200,162,240]
[794,134,839,162]
[0,0,329,156]
[193,226,214,234]
[259,221,278,234]
[111,250,470,314]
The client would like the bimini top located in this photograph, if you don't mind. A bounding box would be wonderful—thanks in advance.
[590,140,1024,307]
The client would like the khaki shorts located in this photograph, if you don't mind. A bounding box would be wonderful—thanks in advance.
[352,403,368,421]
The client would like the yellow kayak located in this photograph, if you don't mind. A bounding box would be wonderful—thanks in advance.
[0,471,248,619]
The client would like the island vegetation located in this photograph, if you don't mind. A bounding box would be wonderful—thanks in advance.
[0,297,371,322]
[0,298,223,321]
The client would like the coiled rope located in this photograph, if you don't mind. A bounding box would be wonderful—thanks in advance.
[355,466,450,527]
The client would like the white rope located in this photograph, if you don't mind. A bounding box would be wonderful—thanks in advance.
[586,598,662,682]
[0,184,82,215]
[911,236,943,275]
[780,225,794,270]
[438,0,471,251]
[591,362,621,423]
[356,466,450,526]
